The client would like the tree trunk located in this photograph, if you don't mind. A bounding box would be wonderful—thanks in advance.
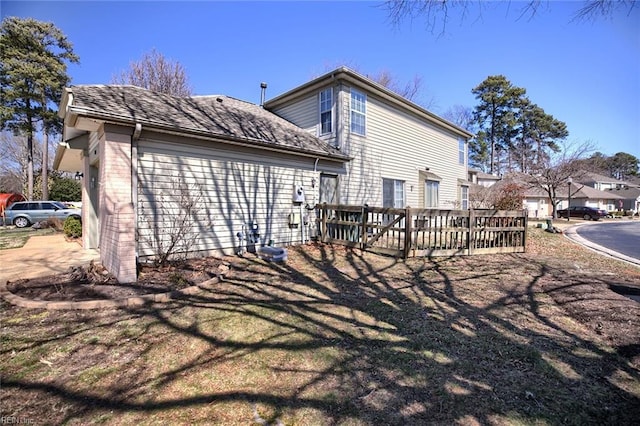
[27,132,33,200]
[42,130,49,200]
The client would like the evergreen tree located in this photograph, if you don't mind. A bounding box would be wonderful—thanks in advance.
[0,17,79,200]
[471,75,525,174]
[515,98,568,172]
[609,152,639,180]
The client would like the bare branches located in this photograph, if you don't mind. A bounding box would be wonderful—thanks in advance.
[112,49,192,97]
[572,0,637,22]
[385,0,636,34]
[385,0,476,36]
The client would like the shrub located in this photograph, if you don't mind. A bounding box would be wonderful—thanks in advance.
[493,183,525,210]
[33,217,64,231]
[63,216,82,238]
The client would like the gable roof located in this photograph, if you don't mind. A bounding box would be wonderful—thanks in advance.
[571,184,624,200]
[577,171,628,185]
[606,186,640,199]
[59,85,350,161]
[264,67,474,140]
[468,168,501,181]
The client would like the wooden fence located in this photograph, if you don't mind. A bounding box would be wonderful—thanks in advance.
[316,204,528,258]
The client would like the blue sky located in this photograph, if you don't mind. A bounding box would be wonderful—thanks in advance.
[3,1,639,158]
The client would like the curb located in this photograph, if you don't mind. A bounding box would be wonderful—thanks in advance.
[563,222,640,267]
[0,276,220,310]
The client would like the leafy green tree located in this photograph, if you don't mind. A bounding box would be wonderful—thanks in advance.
[0,17,79,200]
[49,174,81,202]
[471,75,526,174]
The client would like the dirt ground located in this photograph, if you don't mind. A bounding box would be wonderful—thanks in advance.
[6,257,226,301]
[5,230,640,367]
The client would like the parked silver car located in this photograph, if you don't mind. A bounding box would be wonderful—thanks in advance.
[4,201,81,228]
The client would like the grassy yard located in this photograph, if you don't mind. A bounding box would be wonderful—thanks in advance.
[0,226,57,250]
[1,228,639,425]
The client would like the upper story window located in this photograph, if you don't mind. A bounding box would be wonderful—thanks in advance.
[458,138,466,165]
[350,89,366,135]
[319,88,332,135]
[383,178,405,208]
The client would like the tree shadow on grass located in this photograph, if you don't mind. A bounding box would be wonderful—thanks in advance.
[2,244,639,424]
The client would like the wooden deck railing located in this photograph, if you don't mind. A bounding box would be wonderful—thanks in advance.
[316,204,528,258]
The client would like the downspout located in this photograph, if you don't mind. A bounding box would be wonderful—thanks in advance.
[132,122,142,261]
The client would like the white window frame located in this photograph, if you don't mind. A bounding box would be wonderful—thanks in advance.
[460,185,469,210]
[350,89,366,135]
[319,88,333,135]
[425,180,439,208]
[458,138,466,165]
[383,178,405,208]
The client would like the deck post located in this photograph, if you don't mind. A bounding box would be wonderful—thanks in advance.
[403,207,412,259]
[361,205,368,250]
[522,209,528,252]
[468,209,475,255]
[321,203,328,243]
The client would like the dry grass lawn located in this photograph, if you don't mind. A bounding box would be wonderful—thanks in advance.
[1,227,639,425]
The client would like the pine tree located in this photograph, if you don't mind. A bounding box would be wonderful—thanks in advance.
[0,17,79,200]
[471,75,526,174]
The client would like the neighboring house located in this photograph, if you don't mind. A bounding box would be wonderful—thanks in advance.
[577,172,630,191]
[486,173,624,217]
[565,184,624,212]
[468,169,501,188]
[54,68,472,282]
[54,85,349,282]
[264,67,473,210]
[606,186,640,213]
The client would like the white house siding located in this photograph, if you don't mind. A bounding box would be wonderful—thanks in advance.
[136,135,344,258]
[269,94,319,137]
[337,85,467,208]
[270,84,467,209]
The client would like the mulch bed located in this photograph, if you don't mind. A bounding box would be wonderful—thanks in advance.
[6,257,226,301]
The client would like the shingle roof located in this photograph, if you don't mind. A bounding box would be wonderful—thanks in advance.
[64,85,349,160]
[578,171,627,185]
[571,184,624,200]
[607,187,640,199]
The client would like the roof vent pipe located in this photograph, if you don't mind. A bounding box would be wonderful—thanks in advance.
[260,82,267,107]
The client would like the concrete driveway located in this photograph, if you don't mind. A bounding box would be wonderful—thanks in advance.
[0,234,100,283]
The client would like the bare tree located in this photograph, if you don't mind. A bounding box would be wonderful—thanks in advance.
[370,69,423,101]
[525,141,595,218]
[441,104,474,131]
[0,131,53,195]
[138,179,210,266]
[112,48,192,96]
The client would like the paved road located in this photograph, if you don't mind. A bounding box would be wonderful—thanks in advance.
[574,221,640,262]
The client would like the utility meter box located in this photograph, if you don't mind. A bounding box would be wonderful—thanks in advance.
[293,185,305,204]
